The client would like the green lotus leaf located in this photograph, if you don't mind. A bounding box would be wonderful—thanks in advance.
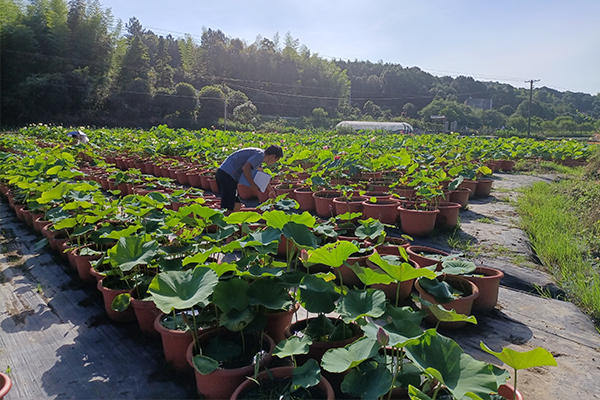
[298,274,339,314]
[107,236,159,271]
[335,288,386,323]
[247,277,292,310]
[340,360,393,399]
[307,241,359,268]
[405,329,509,400]
[282,221,318,248]
[148,267,218,313]
[480,342,557,371]
[321,336,379,373]
[223,211,262,224]
[212,278,249,313]
[292,359,321,389]
[273,335,313,358]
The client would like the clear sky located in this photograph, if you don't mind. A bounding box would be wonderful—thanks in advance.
[100,0,600,95]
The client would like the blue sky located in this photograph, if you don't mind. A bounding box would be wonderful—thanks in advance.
[100,0,600,95]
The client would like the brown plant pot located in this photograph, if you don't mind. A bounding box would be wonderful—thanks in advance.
[362,199,400,225]
[230,366,335,400]
[332,196,366,215]
[406,245,449,269]
[207,177,219,194]
[264,302,300,346]
[435,202,462,230]
[500,160,516,172]
[459,180,478,199]
[70,249,101,284]
[461,266,504,313]
[237,183,257,200]
[398,206,439,237]
[366,255,420,304]
[131,297,162,338]
[448,188,471,209]
[474,179,493,198]
[96,279,136,323]
[154,313,196,372]
[313,190,341,218]
[294,188,316,211]
[187,328,275,400]
[415,274,479,329]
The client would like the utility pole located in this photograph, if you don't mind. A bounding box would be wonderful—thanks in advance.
[525,79,540,138]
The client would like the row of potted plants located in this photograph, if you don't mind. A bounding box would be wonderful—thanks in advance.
[0,141,558,399]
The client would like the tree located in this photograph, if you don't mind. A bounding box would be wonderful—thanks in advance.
[233,101,257,125]
[197,85,224,126]
[173,82,197,118]
[310,107,329,128]
[507,114,528,132]
[363,100,383,118]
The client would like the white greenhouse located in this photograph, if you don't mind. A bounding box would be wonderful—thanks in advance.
[336,121,413,133]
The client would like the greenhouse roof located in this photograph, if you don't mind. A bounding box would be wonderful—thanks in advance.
[336,121,413,133]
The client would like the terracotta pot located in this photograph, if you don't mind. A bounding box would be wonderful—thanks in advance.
[96,279,136,323]
[131,297,162,338]
[0,371,13,400]
[265,302,300,345]
[498,383,524,400]
[394,186,417,200]
[435,202,462,230]
[70,248,102,284]
[366,254,420,304]
[237,183,257,200]
[154,313,197,372]
[284,318,362,364]
[208,177,219,194]
[363,191,393,200]
[175,170,190,185]
[398,206,439,237]
[333,196,366,215]
[335,248,374,288]
[500,160,516,172]
[294,188,316,211]
[406,245,449,269]
[198,173,211,190]
[461,266,504,313]
[362,199,400,225]
[274,183,301,200]
[448,188,471,209]
[230,366,335,400]
[313,190,341,218]
[415,274,479,329]
[187,173,202,188]
[187,328,275,399]
[474,179,493,198]
[459,180,478,199]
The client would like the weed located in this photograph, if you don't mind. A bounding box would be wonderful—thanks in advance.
[534,284,553,299]
[36,283,43,293]
[477,217,494,224]
[6,366,10,374]
[516,177,600,320]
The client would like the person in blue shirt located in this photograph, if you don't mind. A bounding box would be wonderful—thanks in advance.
[216,145,283,211]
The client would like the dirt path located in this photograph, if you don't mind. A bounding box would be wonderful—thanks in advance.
[0,173,599,399]
[412,172,600,400]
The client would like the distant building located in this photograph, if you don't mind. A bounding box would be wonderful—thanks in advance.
[465,98,493,110]
[336,121,413,133]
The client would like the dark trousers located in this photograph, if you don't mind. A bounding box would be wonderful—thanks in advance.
[216,168,239,211]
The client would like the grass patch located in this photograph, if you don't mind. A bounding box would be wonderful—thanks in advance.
[476,217,494,224]
[516,178,600,321]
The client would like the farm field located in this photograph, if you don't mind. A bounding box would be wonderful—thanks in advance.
[0,127,599,400]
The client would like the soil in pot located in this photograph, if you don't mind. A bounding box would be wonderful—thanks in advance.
[406,245,450,269]
[231,366,335,400]
[415,274,479,329]
[188,328,275,400]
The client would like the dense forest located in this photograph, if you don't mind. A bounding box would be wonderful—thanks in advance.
[2,0,600,135]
